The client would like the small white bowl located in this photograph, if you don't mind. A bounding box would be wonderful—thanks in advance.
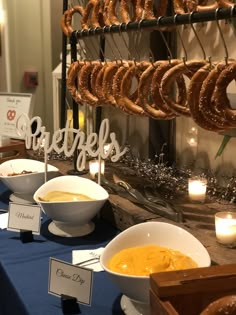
[0,159,60,196]
[33,175,109,237]
[100,221,211,312]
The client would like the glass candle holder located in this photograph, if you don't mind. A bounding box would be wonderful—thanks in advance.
[188,177,207,203]
[89,159,105,179]
[215,211,236,247]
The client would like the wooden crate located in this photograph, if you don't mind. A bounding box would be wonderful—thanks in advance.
[150,264,236,315]
[0,140,26,163]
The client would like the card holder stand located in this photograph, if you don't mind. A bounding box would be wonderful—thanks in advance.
[61,294,81,314]
[20,230,34,243]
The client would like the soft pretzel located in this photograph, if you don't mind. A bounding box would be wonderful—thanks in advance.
[200,295,236,315]
[90,62,104,97]
[135,0,145,20]
[112,63,134,114]
[120,0,138,23]
[143,0,168,19]
[160,60,207,117]
[173,0,217,14]
[213,61,236,126]
[81,0,102,29]
[67,61,84,105]
[120,61,151,115]
[77,61,101,106]
[61,6,85,36]
[216,0,235,8]
[151,59,186,115]
[138,62,177,119]
[187,63,225,131]
[102,61,123,107]
[199,61,235,129]
[196,1,218,12]
[94,63,112,106]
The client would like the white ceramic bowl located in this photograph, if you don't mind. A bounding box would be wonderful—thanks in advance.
[0,159,60,195]
[33,175,109,237]
[100,222,211,306]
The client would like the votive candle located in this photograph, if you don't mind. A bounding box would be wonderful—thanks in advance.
[188,177,207,202]
[89,159,105,179]
[215,211,236,246]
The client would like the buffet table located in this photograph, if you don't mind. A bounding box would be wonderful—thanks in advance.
[1,155,236,315]
[0,183,123,315]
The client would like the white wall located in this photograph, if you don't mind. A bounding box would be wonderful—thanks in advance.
[4,0,54,132]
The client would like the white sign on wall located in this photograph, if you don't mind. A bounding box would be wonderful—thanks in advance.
[0,93,33,139]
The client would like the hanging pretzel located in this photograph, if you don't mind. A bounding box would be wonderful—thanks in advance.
[138,61,177,119]
[199,61,235,129]
[160,59,207,117]
[67,61,84,105]
[94,63,112,106]
[140,0,168,22]
[77,61,101,106]
[90,62,104,98]
[173,0,218,14]
[102,61,123,107]
[187,62,226,131]
[216,0,235,8]
[120,0,138,23]
[61,6,85,36]
[213,61,236,126]
[112,63,135,114]
[81,0,103,29]
[135,0,145,20]
[120,61,151,115]
[151,59,186,115]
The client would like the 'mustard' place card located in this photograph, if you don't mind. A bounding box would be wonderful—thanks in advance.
[7,202,41,234]
[49,258,93,305]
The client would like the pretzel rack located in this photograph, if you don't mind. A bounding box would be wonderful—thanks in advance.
[72,6,236,38]
[61,4,236,124]
[60,4,236,170]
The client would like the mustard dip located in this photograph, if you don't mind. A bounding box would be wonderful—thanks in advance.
[108,244,197,276]
[39,191,94,202]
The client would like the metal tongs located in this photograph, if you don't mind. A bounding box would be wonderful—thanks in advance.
[99,174,183,223]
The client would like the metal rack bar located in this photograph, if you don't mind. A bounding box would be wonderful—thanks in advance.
[60,0,68,129]
[74,6,236,39]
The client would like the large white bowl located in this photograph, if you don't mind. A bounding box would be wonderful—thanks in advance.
[0,159,60,195]
[100,221,211,310]
[33,175,109,237]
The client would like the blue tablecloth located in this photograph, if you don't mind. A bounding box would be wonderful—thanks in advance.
[0,184,124,315]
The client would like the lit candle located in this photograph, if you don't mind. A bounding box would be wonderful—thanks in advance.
[103,143,111,155]
[215,212,236,246]
[89,159,105,179]
[67,109,85,130]
[66,109,85,147]
[188,177,207,202]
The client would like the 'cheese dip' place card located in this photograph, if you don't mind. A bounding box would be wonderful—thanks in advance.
[49,258,93,305]
[7,202,41,234]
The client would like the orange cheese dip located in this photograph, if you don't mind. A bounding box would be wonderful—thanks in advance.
[108,244,197,276]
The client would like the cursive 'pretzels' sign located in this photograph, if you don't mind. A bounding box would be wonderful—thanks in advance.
[16,115,127,171]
